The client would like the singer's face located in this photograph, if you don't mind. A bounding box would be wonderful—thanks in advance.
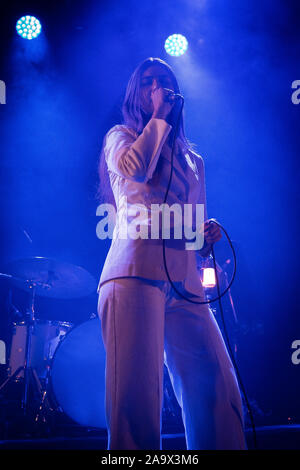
[140,64,175,115]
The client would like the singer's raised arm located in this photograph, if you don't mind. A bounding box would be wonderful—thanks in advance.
[104,118,171,183]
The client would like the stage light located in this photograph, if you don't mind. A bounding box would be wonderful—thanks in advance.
[202,268,216,288]
[200,255,216,288]
[16,16,42,40]
[164,34,188,57]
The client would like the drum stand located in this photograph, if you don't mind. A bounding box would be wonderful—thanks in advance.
[0,283,52,434]
[34,363,54,428]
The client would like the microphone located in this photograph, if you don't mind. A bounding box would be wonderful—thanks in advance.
[164,88,184,103]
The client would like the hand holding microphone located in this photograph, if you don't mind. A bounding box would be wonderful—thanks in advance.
[151,84,184,120]
[163,88,184,103]
[204,219,222,244]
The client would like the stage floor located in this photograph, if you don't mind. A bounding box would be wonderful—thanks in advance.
[0,425,299,450]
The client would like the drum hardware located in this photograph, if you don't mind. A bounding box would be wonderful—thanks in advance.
[0,257,97,436]
[8,319,72,380]
[33,365,55,427]
[4,256,97,299]
[0,312,73,434]
[0,282,43,415]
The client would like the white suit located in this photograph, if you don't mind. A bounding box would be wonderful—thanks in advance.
[97,118,207,296]
[97,118,246,450]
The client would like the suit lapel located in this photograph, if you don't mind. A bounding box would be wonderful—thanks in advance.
[161,141,199,181]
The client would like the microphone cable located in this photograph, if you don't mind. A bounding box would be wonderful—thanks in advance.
[161,93,257,449]
[162,95,229,306]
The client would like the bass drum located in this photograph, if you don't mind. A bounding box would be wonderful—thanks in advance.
[50,317,106,429]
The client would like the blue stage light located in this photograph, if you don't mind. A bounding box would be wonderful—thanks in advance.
[164,34,188,57]
[16,16,42,40]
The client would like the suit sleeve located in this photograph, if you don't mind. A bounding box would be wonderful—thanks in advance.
[104,118,172,183]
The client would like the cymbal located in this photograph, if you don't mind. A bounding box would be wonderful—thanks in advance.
[5,257,97,299]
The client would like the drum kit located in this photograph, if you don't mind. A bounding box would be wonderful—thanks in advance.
[0,256,108,435]
[0,256,184,438]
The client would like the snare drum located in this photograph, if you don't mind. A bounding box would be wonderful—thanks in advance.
[50,317,106,429]
[9,320,72,379]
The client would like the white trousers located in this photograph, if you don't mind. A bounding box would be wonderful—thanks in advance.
[97,277,246,450]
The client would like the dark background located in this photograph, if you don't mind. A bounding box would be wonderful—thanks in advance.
[0,0,299,429]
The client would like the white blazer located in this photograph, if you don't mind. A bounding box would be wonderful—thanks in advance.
[97,117,209,296]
